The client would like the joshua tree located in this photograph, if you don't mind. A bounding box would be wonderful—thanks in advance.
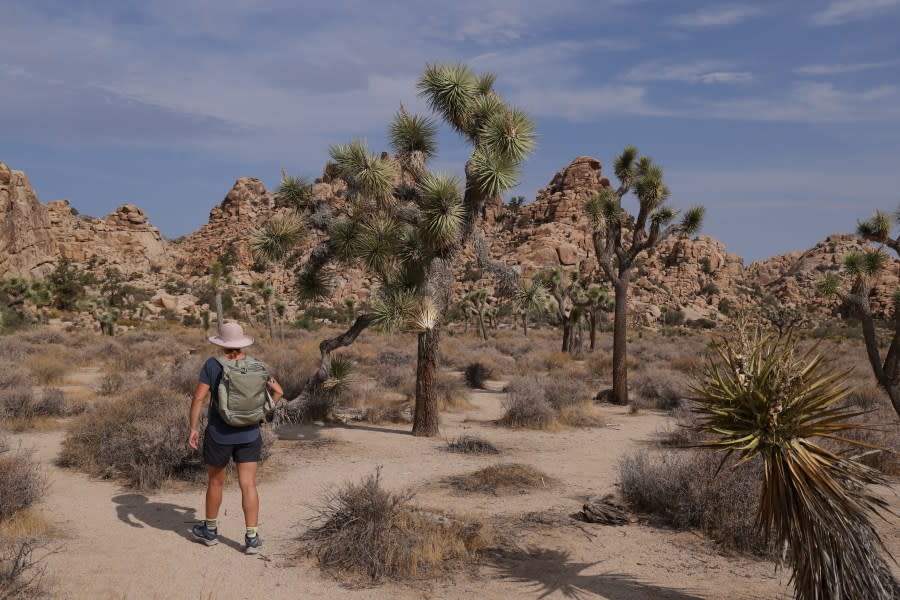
[582,283,611,351]
[274,170,313,210]
[275,301,287,343]
[514,278,550,336]
[274,63,534,437]
[252,280,276,339]
[693,327,898,600]
[818,209,900,419]
[534,267,584,353]
[585,147,705,404]
[464,289,490,340]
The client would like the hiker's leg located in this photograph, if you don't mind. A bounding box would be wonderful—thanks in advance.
[236,460,259,527]
[205,465,226,520]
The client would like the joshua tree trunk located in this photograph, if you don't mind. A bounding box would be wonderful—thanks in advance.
[477,312,488,341]
[612,278,630,405]
[562,322,571,353]
[588,311,598,351]
[413,326,440,436]
[855,299,900,419]
[215,289,224,335]
[521,312,528,336]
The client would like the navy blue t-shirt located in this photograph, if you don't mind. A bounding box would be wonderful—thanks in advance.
[199,357,262,445]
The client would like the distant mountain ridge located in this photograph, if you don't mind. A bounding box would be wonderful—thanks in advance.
[2,157,894,324]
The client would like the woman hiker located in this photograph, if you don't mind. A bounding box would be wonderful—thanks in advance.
[188,321,283,554]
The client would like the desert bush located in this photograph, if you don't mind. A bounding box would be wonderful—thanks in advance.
[302,470,493,581]
[261,352,311,401]
[631,369,690,411]
[60,383,276,489]
[499,376,555,429]
[448,463,551,494]
[97,373,124,396]
[1,385,76,424]
[0,536,50,599]
[660,402,703,447]
[437,375,472,411]
[0,448,45,522]
[463,362,492,389]
[0,385,35,422]
[556,404,607,428]
[544,376,589,410]
[447,435,499,455]
[23,354,66,386]
[619,449,768,555]
[845,382,886,411]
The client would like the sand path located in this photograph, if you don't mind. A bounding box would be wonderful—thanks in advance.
[12,380,897,599]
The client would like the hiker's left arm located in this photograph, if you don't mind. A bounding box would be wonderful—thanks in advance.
[188,382,209,449]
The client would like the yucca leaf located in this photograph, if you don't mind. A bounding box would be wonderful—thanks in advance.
[468,149,519,198]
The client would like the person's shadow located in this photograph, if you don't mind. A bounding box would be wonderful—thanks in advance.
[111,494,244,552]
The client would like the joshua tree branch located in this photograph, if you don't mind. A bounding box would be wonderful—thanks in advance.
[278,313,373,422]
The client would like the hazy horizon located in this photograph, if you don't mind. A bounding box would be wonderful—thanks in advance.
[2,0,899,263]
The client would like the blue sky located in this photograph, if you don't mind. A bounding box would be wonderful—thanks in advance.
[2,0,899,262]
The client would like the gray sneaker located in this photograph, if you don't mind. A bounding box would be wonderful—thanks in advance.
[244,533,261,555]
[191,523,218,546]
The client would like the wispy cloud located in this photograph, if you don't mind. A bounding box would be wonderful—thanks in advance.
[811,0,900,26]
[696,82,900,122]
[670,4,765,28]
[795,60,899,75]
[623,60,753,85]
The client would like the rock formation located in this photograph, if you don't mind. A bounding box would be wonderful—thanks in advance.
[0,161,58,278]
[3,155,896,327]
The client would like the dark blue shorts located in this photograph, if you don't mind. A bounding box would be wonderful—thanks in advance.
[202,433,262,468]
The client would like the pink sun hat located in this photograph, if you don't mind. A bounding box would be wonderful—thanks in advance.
[208,322,255,349]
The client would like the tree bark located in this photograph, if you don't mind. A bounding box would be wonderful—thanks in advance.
[562,322,571,353]
[589,311,597,351]
[522,312,528,336]
[413,326,440,436]
[612,278,630,405]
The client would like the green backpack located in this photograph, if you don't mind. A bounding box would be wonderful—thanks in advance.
[214,356,270,427]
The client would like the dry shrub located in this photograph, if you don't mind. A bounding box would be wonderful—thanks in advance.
[437,376,472,411]
[0,535,51,599]
[464,362,491,389]
[261,352,312,401]
[660,402,704,447]
[447,435,499,455]
[0,447,45,522]
[96,373,124,396]
[303,470,493,581]
[449,463,551,494]
[0,386,74,427]
[588,353,639,380]
[500,375,600,430]
[619,449,768,555]
[61,384,210,489]
[846,383,887,411]
[631,368,690,411]
[23,354,66,386]
[499,376,555,430]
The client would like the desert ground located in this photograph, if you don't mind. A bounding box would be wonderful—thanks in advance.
[2,324,898,600]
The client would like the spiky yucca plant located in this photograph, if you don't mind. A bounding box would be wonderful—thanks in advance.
[514,278,550,337]
[692,328,898,600]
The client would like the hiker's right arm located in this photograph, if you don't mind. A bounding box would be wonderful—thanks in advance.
[188,382,209,450]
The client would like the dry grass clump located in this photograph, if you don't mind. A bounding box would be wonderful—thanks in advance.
[302,470,494,581]
[619,449,769,555]
[0,386,78,429]
[448,463,551,494]
[630,368,690,411]
[447,435,499,455]
[60,383,210,489]
[500,375,602,430]
[437,375,472,411]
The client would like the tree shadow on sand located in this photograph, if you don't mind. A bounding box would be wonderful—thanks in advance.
[486,547,707,600]
[111,494,242,552]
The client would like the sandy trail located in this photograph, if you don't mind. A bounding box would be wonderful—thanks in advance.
[12,380,898,600]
